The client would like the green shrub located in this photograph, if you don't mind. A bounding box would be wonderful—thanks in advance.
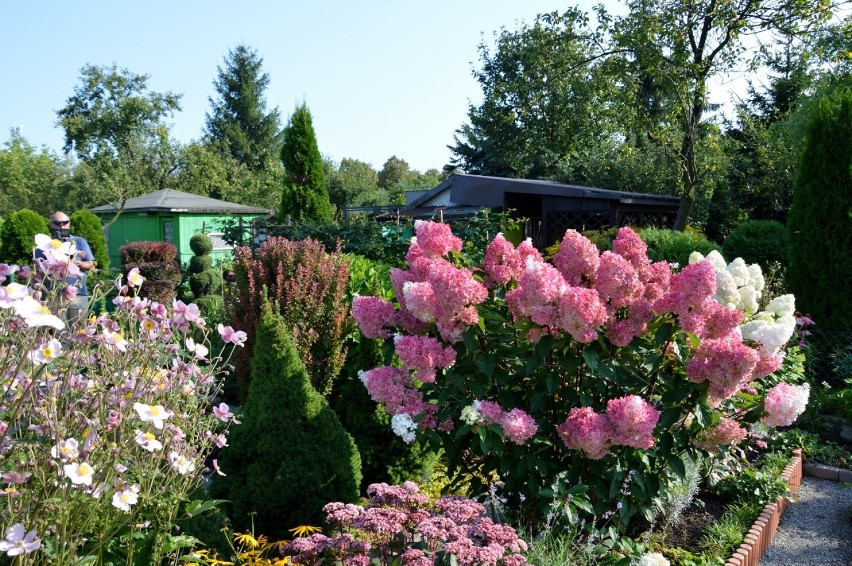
[329,336,438,491]
[189,255,213,273]
[119,241,181,304]
[193,295,224,329]
[70,209,109,270]
[638,227,722,267]
[210,303,361,537]
[581,226,621,252]
[0,208,48,265]
[722,220,787,272]
[189,233,214,256]
[787,84,852,332]
[189,270,222,298]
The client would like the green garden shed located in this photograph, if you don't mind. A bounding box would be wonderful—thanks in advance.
[90,189,273,268]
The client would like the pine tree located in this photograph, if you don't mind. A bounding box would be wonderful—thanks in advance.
[205,44,282,172]
[786,84,852,332]
[210,301,361,537]
[279,103,332,222]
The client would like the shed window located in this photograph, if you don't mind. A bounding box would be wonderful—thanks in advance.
[208,232,232,251]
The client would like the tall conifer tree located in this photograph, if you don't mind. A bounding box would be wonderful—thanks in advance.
[280,103,332,222]
[205,44,282,172]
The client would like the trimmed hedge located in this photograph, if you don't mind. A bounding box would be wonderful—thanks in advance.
[119,241,181,304]
[70,209,109,270]
[723,220,788,272]
[638,227,722,267]
[0,209,49,265]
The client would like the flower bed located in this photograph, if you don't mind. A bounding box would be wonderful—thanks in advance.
[724,449,802,566]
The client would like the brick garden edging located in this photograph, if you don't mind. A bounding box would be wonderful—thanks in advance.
[723,449,803,566]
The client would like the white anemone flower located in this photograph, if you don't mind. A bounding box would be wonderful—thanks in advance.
[12,296,64,330]
[64,462,94,486]
[29,338,63,365]
[133,403,172,430]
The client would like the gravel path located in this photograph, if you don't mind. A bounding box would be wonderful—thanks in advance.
[760,476,852,566]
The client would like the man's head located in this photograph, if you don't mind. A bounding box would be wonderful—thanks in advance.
[49,211,71,240]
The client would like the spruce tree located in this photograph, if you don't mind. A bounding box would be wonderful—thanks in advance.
[205,44,282,172]
[280,103,332,223]
[210,301,361,537]
[786,84,852,332]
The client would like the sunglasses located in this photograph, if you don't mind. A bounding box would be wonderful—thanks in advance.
[52,220,70,226]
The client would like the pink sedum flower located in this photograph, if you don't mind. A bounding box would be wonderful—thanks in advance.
[762,382,810,427]
[606,395,660,449]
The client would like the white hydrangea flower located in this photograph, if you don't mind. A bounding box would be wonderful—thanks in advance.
[747,263,765,294]
[390,413,418,443]
[714,270,740,308]
[765,294,796,319]
[704,250,728,271]
[638,552,670,566]
[749,317,796,355]
[737,285,760,315]
[688,251,705,264]
[726,257,750,287]
[460,404,481,426]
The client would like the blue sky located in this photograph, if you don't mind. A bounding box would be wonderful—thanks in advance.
[0,0,773,174]
[0,1,630,173]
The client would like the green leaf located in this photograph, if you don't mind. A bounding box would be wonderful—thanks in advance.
[658,407,680,428]
[183,499,226,518]
[668,455,686,478]
[582,348,599,371]
[475,354,497,378]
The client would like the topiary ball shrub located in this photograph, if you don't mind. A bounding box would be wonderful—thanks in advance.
[210,302,361,538]
[70,209,109,270]
[638,227,722,267]
[189,270,222,298]
[0,209,49,265]
[189,233,214,256]
[189,255,213,273]
[723,220,788,272]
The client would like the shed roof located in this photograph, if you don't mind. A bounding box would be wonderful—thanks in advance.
[408,173,680,209]
[90,189,274,215]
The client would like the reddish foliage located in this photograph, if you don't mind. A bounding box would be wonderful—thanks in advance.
[228,237,350,401]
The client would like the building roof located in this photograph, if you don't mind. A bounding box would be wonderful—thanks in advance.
[407,173,680,209]
[90,189,274,215]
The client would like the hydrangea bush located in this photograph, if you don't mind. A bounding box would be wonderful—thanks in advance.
[0,235,245,564]
[352,222,808,535]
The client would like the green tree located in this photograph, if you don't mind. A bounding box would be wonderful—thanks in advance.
[69,209,109,270]
[610,0,833,230]
[56,64,182,219]
[279,103,332,222]
[786,83,852,332]
[0,209,49,265]
[211,303,361,536]
[204,44,283,172]
[326,157,384,214]
[449,9,620,180]
[0,137,72,217]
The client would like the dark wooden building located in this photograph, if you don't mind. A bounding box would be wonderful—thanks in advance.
[404,174,680,249]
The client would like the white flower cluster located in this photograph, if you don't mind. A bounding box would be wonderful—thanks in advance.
[390,413,418,443]
[460,403,482,426]
[638,552,670,566]
[690,251,795,359]
[689,250,764,314]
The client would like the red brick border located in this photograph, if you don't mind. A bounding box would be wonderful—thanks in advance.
[723,449,802,566]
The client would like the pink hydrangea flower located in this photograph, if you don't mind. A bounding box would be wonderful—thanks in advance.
[474,400,505,425]
[692,417,749,452]
[482,233,523,286]
[352,296,396,339]
[596,251,643,312]
[655,259,716,317]
[611,227,649,270]
[554,286,608,343]
[413,220,463,258]
[394,335,456,383]
[359,367,411,412]
[753,353,784,379]
[556,407,613,459]
[500,408,538,445]
[606,395,660,449]
[553,229,600,286]
[687,331,760,404]
[762,382,810,427]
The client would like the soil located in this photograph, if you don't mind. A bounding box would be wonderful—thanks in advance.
[658,491,730,552]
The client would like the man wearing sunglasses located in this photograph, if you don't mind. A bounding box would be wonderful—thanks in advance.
[47,211,96,326]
